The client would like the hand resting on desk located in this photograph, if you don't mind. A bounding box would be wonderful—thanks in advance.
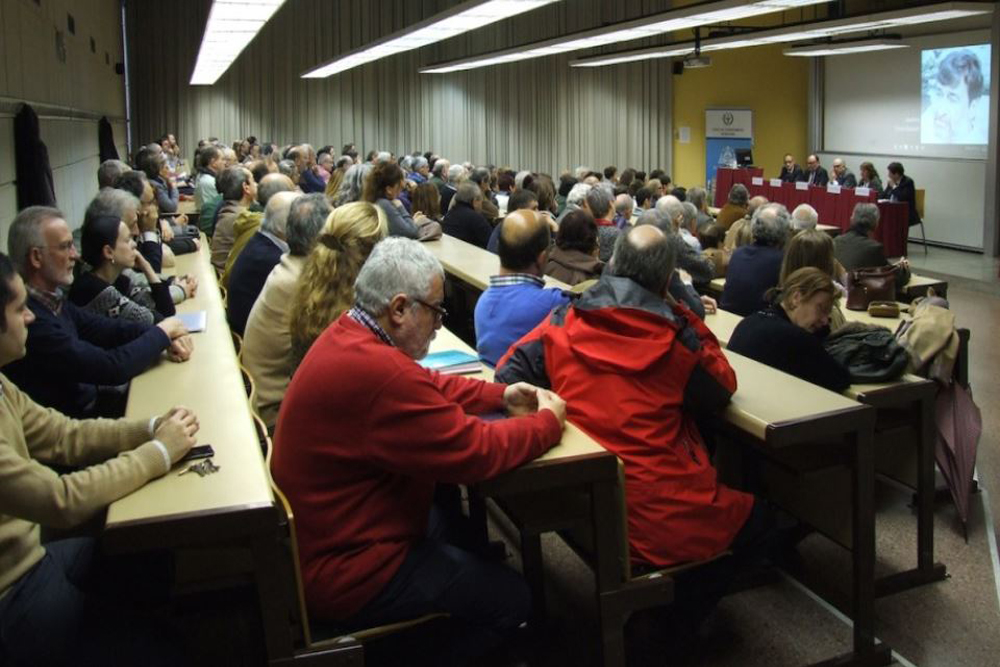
[153,406,200,463]
[503,381,566,427]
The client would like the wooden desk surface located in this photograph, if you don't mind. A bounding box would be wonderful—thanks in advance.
[425,234,572,292]
[431,328,607,464]
[722,350,869,445]
[106,243,273,529]
[177,199,196,216]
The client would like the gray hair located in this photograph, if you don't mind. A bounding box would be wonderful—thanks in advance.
[573,166,590,180]
[515,170,533,189]
[681,202,698,228]
[336,163,373,206]
[217,165,251,201]
[791,203,819,231]
[85,187,139,226]
[8,206,64,275]
[285,193,330,256]
[454,181,483,206]
[728,183,750,206]
[687,186,707,211]
[566,182,592,209]
[375,151,393,164]
[335,155,354,170]
[98,159,131,189]
[354,237,444,317]
[751,203,791,247]
[411,156,428,171]
[400,156,413,172]
[655,194,684,224]
[585,185,613,218]
[634,207,672,233]
[277,159,298,179]
[432,159,450,179]
[608,226,677,295]
[261,191,297,238]
[448,164,467,182]
[850,203,880,235]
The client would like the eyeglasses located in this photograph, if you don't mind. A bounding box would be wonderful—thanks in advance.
[413,298,447,321]
[35,241,76,253]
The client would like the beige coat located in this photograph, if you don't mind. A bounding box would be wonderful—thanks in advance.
[241,255,306,429]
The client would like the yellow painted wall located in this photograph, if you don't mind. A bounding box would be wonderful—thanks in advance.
[671,44,810,189]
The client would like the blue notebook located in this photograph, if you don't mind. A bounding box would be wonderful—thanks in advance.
[418,350,481,375]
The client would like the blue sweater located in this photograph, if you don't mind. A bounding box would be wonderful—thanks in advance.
[474,280,570,366]
[226,232,284,336]
[5,296,170,417]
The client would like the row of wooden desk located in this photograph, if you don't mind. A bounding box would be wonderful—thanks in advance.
[104,240,292,660]
[424,232,954,667]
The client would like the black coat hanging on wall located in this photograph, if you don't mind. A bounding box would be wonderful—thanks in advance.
[98,116,119,163]
[13,103,57,209]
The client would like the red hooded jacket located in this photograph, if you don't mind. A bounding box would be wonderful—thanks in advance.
[497,275,753,567]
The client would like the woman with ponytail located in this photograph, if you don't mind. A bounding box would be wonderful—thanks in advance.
[289,202,389,369]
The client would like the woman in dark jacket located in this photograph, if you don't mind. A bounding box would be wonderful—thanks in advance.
[727,267,850,392]
[69,215,175,325]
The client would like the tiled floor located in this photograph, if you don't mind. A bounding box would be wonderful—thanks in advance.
[489,244,1000,666]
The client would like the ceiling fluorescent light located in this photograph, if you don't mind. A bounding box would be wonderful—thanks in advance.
[190,0,287,85]
[785,38,908,57]
[302,0,562,78]
[570,1,992,68]
[420,0,831,73]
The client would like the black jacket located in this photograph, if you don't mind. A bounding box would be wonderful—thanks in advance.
[98,116,119,163]
[720,243,783,316]
[442,202,492,249]
[13,104,56,209]
[728,305,851,393]
[883,176,921,227]
[780,165,804,183]
[805,166,829,187]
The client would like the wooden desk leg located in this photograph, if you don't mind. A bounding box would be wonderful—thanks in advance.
[812,428,892,667]
[592,479,626,667]
[875,393,946,598]
[252,532,295,663]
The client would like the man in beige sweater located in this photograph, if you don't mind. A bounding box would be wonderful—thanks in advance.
[0,251,198,665]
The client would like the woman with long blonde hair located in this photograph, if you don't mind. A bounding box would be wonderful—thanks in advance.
[289,202,389,366]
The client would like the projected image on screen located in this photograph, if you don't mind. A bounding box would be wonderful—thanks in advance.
[921,44,991,145]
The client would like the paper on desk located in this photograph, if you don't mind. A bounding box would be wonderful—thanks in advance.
[827,184,842,194]
[855,187,871,197]
[770,178,783,188]
[752,177,764,186]
[795,181,809,191]
[178,311,207,333]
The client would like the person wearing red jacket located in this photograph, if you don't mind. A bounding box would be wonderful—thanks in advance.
[497,225,772,637]
[272,238,566,665]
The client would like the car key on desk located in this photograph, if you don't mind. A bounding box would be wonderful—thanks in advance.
[178,459,220,477]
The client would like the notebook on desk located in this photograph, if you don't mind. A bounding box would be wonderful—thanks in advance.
[178,311,207,333]
[418,350,481,375]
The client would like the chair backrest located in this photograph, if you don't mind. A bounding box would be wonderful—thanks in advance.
[267,470,318,647]
[915,188,925,220]
[239,363,257,419]
[252,411,271,460]
[231,330,243,356]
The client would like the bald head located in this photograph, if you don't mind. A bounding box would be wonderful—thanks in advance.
[260,191,298,239]
[609,224,676,295]
[498,209,551,274]
[257,173,295,207]
[614,194,633,220]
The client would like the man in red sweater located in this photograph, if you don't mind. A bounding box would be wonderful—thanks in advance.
[272,238,566,665]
